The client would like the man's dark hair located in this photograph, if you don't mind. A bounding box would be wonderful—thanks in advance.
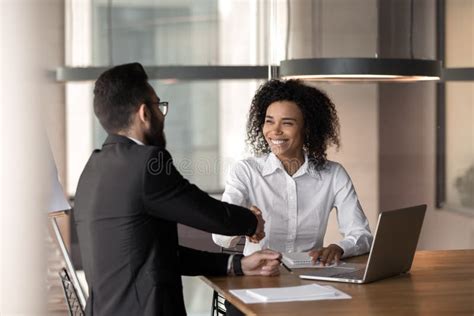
[93,62,151,133]
[247,79,340,170]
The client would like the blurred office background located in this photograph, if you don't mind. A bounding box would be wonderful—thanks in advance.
[1,0,472,315]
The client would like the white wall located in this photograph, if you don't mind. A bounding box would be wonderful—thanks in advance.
[323,84,379,242]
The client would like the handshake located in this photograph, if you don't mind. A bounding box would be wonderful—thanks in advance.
[248,205,265,243]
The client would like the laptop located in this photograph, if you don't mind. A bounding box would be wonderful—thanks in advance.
[299,204,426,284]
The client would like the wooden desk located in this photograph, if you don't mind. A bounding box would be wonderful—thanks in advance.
[201,250,474,315]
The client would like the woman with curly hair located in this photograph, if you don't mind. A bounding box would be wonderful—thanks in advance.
[213,79,373,266]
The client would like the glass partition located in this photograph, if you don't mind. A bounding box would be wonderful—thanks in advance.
[445,82,474,214]
[437,0,474,215]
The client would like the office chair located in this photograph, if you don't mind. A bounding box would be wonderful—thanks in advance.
[211,237,246,316]
[49,210,87,316]
[59,268,85,316]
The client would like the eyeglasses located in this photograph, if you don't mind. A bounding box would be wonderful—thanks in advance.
[158,101,168,116]
[151,101,168,116]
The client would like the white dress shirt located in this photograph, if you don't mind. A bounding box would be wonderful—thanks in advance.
[127,136,145,145]
[212,153,373,257]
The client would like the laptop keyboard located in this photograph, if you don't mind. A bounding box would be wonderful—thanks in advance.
[306,267,365,279]
[332,269,365,280]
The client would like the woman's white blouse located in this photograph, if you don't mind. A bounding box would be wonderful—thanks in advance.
[212,153,373,257]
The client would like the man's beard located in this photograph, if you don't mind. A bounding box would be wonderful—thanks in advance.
[145,115,166,147]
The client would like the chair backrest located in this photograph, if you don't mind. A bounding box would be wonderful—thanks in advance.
[59,268,85,316]
[212,237,246,315]
[49,211,87,312]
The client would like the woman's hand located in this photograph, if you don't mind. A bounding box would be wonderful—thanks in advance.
[309,244,344,266]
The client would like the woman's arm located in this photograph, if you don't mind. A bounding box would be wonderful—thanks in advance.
[332,164,373,258]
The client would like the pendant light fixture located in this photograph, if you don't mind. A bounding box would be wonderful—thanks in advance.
[280,58,441,82]
[279,0,441,82]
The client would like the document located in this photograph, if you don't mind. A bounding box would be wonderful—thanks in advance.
[230,284,351,304]
[282,252,343,269]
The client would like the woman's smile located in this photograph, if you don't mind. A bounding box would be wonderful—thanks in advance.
[263,100,305,162]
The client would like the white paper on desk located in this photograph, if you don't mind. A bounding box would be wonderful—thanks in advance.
[230,284,351,304]
[282,252,349,269]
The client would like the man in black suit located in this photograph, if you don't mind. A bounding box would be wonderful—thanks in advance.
[74,63,281,315]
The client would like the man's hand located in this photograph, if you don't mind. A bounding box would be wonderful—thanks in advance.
[248,206,265,243]
[241,249,281,276]
[309,244,344,266]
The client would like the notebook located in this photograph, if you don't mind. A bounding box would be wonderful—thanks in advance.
[281,252,342,268]
[299,204,427,284]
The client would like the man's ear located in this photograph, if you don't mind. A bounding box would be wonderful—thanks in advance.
[137,103,148,124]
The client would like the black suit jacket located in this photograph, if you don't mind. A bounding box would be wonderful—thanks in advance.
[74,135,257,315]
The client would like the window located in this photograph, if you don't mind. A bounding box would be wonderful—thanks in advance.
[437,0,474,215]
[66,0,266,195]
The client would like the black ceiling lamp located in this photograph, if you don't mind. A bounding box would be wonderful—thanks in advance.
[280,58,441,82]
[279,0,441,82]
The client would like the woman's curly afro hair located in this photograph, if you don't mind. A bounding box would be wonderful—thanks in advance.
[247,79,340,170]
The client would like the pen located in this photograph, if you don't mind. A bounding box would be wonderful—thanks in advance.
[279,260,292,273]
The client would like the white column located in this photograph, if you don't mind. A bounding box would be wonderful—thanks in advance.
[65,0,94,195]
[0,0,62,313]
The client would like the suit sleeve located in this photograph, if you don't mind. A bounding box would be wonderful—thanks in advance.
[142,148,257,237]
[177,246,230,276]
